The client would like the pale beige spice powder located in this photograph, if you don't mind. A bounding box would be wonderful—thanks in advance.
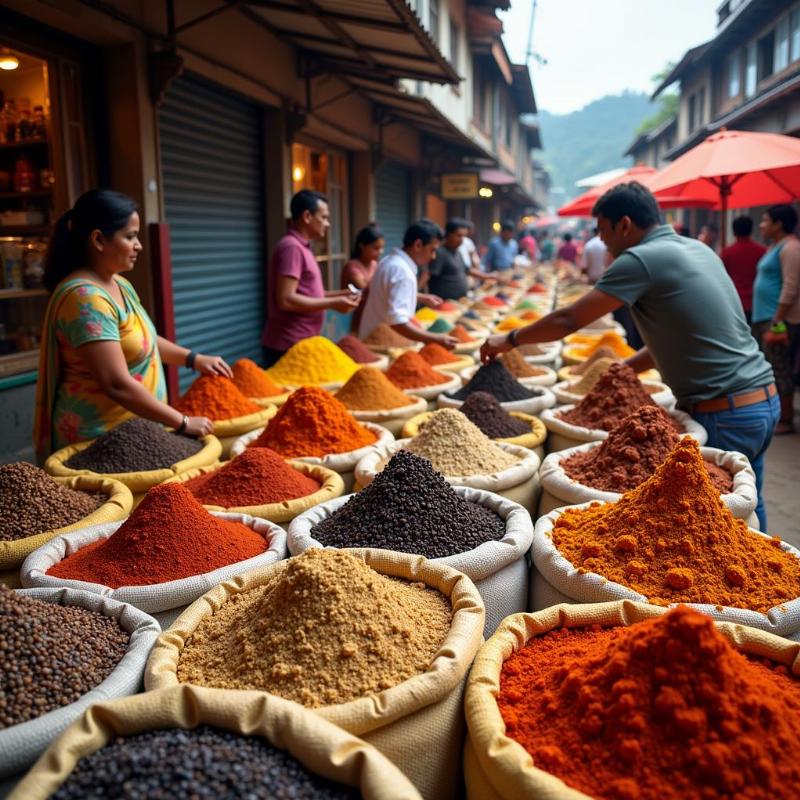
[570,357,618,395]
[176,549,451,707]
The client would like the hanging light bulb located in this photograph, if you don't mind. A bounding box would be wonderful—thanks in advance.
[0,53,20,71]
[292,165,305,182]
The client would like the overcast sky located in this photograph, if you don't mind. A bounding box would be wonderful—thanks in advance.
[500,0,720,114]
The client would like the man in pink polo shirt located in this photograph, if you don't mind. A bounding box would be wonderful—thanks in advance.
[261,189,360,366]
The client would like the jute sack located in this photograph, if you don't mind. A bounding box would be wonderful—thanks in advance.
[212,406,278,458]
[342,395,428,437]
[438,387,557,416]
[288,488,534,637]
[398,371,461,404]
[531,502,800,637]
[162,461,345,524]
[145,549,485,800]
[401,411,547,461]
[537,443,758,520]
[539,405,707,453]
[461,364,558,388]
[0,587,159,779]
[0,476,132,572]
[10,685,422,800]
[354,440,541,514]
[230,421,395,493]
[463,599,800,800]
[551,379,675,410]
[251,390,292,408]
[44,434,223,503]
[20,513,287,615]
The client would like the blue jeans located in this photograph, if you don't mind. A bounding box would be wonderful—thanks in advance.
[692,393,780,531]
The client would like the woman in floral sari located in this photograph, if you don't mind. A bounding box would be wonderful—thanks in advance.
[33,190,231,462]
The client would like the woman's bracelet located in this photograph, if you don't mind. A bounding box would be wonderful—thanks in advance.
[506,329,519,348]
[175,415,189,434]
[185,350,197,369]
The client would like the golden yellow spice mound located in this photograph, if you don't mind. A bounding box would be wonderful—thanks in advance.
[551,437,800,613]
[176,549,451,707]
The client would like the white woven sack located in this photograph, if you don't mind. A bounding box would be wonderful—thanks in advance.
[20,513,287,614]
[347,396,428,437]
[0,587,159,779]
[437,387,556,416]
[288,486,534,637]
[531,502,800,637]
[552,379,675,409]
[399,371,461,402]
[459,364,557,388]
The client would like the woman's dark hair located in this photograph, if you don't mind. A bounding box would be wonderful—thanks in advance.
[592,182,661,229]
[350,224,384,259]
[766,204,798,234]
[44,190,138,292]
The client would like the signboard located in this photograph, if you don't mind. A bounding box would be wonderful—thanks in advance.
[441,173,479,199]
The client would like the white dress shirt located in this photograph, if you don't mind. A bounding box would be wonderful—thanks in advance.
[358,248,419,339]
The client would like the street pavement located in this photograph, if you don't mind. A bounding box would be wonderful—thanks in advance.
[763,392,800,547]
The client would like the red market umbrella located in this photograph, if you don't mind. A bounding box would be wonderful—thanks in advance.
[646,129,800,246]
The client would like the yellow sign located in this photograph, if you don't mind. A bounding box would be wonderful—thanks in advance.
[441,173,479,199]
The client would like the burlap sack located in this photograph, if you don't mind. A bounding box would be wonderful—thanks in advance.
[162,461,345,524]
[354,440,541,513]
[552,379,675,409]
[463,599,800,800]
[230,421,395,493]
[252,390,292,407]
[460,364,558,388]
[0,476,132,571]
[438,387,557,416]
[10,685,422,800]
[540,405,707,452]
[20,513,287,615]
[343,395,428,437]
[531,502,800,636]
[145,549,485,800]
[44,434,223,493]
[0,587,159,779]
[288,488,534,637]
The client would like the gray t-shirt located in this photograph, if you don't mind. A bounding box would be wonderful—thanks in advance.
[596,225,773,405]
[428,245,468,300]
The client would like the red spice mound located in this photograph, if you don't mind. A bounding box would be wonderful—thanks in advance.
[174,375,260,420]
[336,335,379,364]
[498,606,800,800]
[451,325,476,343]
[182,447,320,507]
[385,351,450,389]
[47,483,266,587]
[251,386,377,458]
[418,342,460,365]
[562,405,732,493]
[558,362,671,432]
[438,300,458,311]
[231,358,284,398]
[483,295,506,307]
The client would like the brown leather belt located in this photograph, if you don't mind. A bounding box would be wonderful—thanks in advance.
[689,383,777,414]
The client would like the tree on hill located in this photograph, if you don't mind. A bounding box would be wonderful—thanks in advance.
[635,63,678,136]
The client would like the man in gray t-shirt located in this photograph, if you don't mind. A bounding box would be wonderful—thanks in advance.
[481,182,779,530]
[424,219,491,300]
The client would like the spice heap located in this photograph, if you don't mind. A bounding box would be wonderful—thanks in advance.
[498,606,800,800]
[552,438,800,611]
[231,358,285,398]
[404,409,519,476]
[336,334,380,364]
[386,351,451,390]
[439,300,458,311]
[459,392,531,439]
[415,306,439,323]
[558,363,667,431]
[175,376,261,420]
[312,450,505,558]
[520,310,540,321]
[517,343,550,356]
[570,331,635,359]
[480,296,506,308]
[499,349,546,378]
[451,360,539,402]
[52,726,358,800]
[48,483,266,587]
[266,337,360,386]
[569,346,620,375]
[562,405,733,493]
[65,417,204,473]
[0,586,129,728]
[569,357,618,394]
[250,386,377,458]
[363,324,415,348]
[177,549,451,707]
[451,324,476,343]
[428,317,454,334]
[0,463,103,541]
[495,316,527,332]
[335,367,414,411]
[418,342,460,366]
[181,448,320,507]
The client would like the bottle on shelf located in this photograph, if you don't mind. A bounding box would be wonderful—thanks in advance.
[2,100,17,144]
[13,154,36,192]
[31,106,46,140]
[18,109,32,141]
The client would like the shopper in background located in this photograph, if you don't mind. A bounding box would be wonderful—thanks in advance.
[556,232,579,264]
[698,223,719,251]
[753,204,800,434]
[423,219,495,300]
[33,190,232,462]
[580,226,608,284]
[538,232,556,261]
[720,215,766,324]
[483,220,519,270]
[359,219,458,348]
[518,229,538,261]
[457,219,481,273]
[341,224,384,332]
[261,189,360,367]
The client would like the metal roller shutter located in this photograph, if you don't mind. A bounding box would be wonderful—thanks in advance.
[159,74,264,391]
[375,160,411,252]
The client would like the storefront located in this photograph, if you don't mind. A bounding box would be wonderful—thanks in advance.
[375,159,412,253]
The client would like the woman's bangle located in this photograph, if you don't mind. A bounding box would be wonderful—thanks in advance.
[185,350,197,369]
[176,415,188,434]
[507,329,519,348]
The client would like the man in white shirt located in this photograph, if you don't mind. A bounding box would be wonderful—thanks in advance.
[581,227,609,284]
[458,221,481,272]
[359,219,458,347]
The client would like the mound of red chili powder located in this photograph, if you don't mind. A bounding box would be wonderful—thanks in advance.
[181,447,321,507]
[47,483,266,587]
[175,375,260,420]
[498,606,800,800]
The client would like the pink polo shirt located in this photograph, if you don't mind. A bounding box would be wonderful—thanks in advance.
[261,228,325,350]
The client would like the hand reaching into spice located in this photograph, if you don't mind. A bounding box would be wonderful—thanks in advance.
[418,293,443,309]
[480,333,513,363]
[184,416,214,437]
[194,353,233,378]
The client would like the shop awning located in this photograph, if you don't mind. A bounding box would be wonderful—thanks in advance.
[243,0,460,85]
[479,168,516,185]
